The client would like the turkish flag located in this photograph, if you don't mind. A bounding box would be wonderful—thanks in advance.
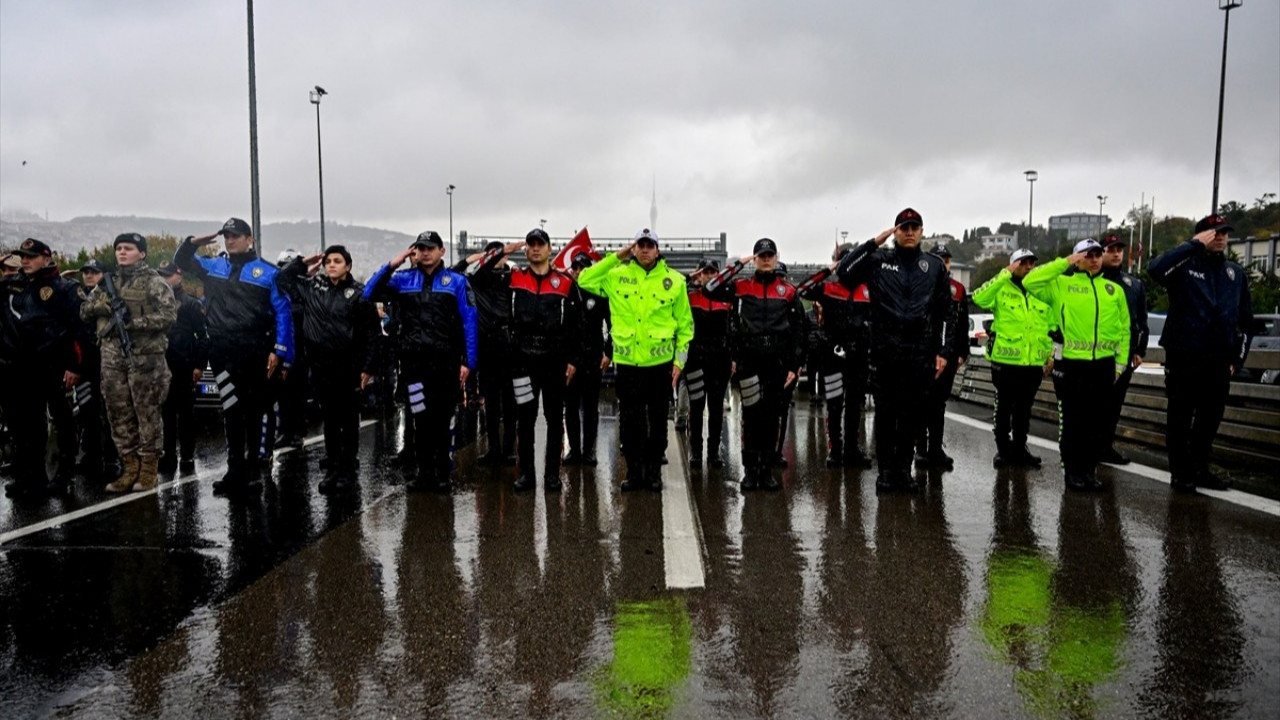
[553,227,600,271]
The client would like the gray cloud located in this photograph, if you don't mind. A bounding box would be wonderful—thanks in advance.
[2,0,1276,260]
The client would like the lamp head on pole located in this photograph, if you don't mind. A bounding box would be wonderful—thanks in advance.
[309,86,327,105]
[446,184,455,196]
[1219,0,1242,11]
[1024,170,1038,183]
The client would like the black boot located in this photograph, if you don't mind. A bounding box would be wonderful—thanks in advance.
[1065,472,1090,491]
[1100,447,1130,465]
[926,447,954,471]
[647,461,663,491]
[826,440,844,468]
[544,457,563,492]
[621,459,645,492]
[740,465,760,493]
[759,468,781,491]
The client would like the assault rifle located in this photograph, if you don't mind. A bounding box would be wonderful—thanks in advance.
[99,272,134,360]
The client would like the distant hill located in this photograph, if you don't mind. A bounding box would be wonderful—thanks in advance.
[0,213,415,264]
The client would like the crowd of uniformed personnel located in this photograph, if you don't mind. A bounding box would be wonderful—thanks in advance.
[0,209,1255,500]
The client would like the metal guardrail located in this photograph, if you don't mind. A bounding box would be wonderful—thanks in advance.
[952,351,1280,465]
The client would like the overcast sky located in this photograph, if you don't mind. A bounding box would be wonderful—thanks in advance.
[2,0,1277,260]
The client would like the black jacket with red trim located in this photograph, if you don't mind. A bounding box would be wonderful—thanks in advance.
[796,267,871,349]
[688,285,732,361]
[948,277,971,362]
[703,264,806,368]
[504,266,584,363]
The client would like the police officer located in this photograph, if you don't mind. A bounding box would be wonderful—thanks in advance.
[0,238,85,496]
[156,259,208,475]
[81,233,177,492]
[576,228,693,491]
[797,244,873,468]
[704,238,806,492]
[473,229,582,492]
[278,245,382,492]
[564,252,610,466]
[456,240,517,466]
[836,209,955,492]
[271,249,308,450]
[75,258,120,482]
[1023,239,1130,491]
[685,259,733,468]
[915,244,970,470]
[972,248,1054,467]
[175,218,294,496]
[1149,215,1253,492]
[1098,234,1149,465]
[365,231,478,492]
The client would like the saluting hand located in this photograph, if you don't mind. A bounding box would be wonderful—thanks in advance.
[503,240,526,256]
[617,242,635,261]
[1066,251,1087,265]
[874,227,897,245]
[303,253,324,276]
[391,247,414,267]
[189,233,220,247]
[1193,229,1218,247]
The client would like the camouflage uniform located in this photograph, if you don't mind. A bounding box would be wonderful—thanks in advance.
[80,261,177,490]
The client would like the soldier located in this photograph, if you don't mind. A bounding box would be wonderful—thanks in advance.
[0,238,85,497]
[836,209,956,492]
[915,244,970,470]
[81,233,178,492]
[564,252,610,466]
[1023,239,1130,491]
[1098,234,1149,465]
[576,228,693,492]
[972,248,1054,467]
[365,231,478,492]
[471,230,583,492]
[456,240,517,466]
[75,259,120,482]
[156,259,208,475]
[175,218,294,496]
[684,259,733,468]
[1149,215,1253,492]
[703,238,806,492]
[797,244,874,468]
[277,245,382,492]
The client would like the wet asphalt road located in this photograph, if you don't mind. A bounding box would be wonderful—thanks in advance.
[1,399,1278,719]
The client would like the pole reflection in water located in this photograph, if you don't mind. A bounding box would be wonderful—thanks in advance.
[1137,501,1246,719]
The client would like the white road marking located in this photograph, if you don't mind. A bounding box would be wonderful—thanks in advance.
[662,425,706,589]
[0,420,379,546]
[945,411,1280,518]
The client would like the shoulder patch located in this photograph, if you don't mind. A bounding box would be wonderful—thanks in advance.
[442,274,452,286]
[775,284,786,296]
[1122,276,1133,287]
[663,277,672,291]
[551,276,561,289]
[918,259,929,272]
[40,286,54,301]
[345,287,355,299]
[1105,284,1115,295]
[252,267,264,279]
[1226,267,1236,281]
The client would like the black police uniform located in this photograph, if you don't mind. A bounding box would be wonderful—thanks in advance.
[797,268,873,467]
[365,239,478,492]
[1149,221,1253,491]
[836,220,955,491]
[73,269,119,483]
[1099,256,1149,464]
[474,235,583,491]
[685,278,733,467]
[916,265,969,468]
[457,244,518,464]
[159,264,209,474]
[278,252,382,489]
[564,283,609,465]
[0,250,84,495]
[174,226,294,494]
[704,240,806,491]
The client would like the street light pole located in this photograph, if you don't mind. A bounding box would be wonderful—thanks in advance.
[1024,170,1038,253]
[1212,0,1243,214]
[446,184,455,263]
[310,86,328,253]
[246,0,261,241]
[1097,195,1108,238]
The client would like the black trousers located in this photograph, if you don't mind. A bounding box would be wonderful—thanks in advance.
[918,357,960,454]
[1101,364,1136,450]
[162,366,197,463]
[820,346,869,456]
[76,374,117,468]
[512,355,568,478]
[870,351,933,476]
[990,362,1044,452]
[1050,358,1115,476]
[212,349,272,474]
[1164,357,1231,480]
[313,362,362,470]
[276,354,308,440]
[685,351,731,458]
[7,362,77,485]
[564,362,602,457]
[477,336,516,456]
[736,353,789,472]
[615,363,673,474]
[401,353,462,483]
